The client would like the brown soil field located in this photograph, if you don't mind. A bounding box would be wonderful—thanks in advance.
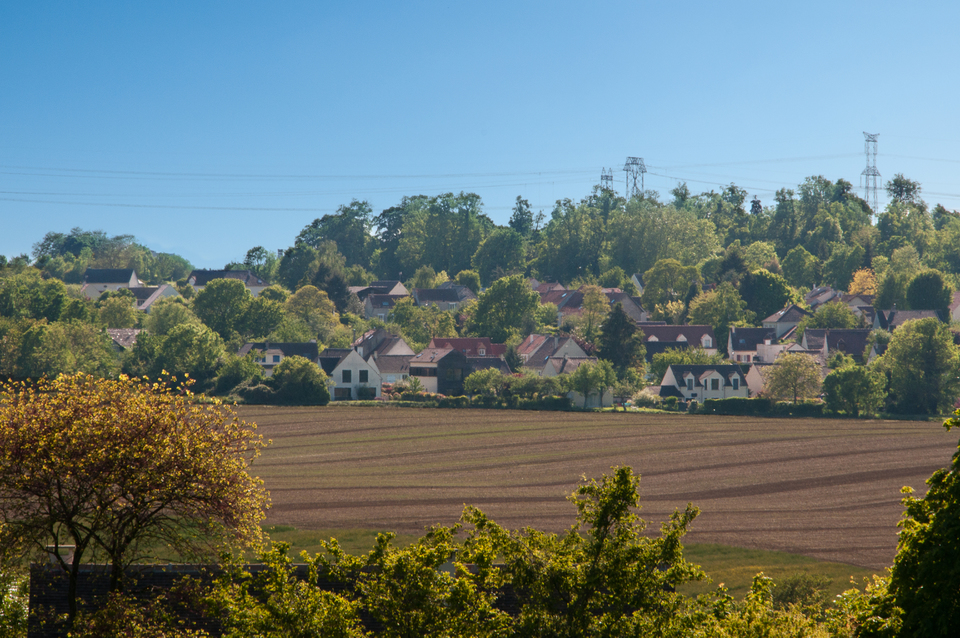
[242,405,959,571]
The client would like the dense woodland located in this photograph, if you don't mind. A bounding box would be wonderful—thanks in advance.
[2,173,960,414]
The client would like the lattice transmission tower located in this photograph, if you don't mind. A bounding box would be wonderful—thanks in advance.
[600,168,613,190]
[623,157,646,198]
[860,132,880,215]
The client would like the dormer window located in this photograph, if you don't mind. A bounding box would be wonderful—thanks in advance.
[686,377,693,391]
[732,377,740,390]
[702,336,712,348]
[711,378,719,391]
[479,348,486,355]
[677,334,687,342]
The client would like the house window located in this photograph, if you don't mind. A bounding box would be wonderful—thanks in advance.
[732,378,740,390]
[359,369,368,383]
[703,337,712,348]
[479,348,486,355]
[342,369,352,383]
[378,313,385,320]
[686,378,693,391]
[711,378,719,391]
[272,355,280,363]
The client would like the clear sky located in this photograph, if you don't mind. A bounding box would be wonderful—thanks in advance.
[2,1,959,269]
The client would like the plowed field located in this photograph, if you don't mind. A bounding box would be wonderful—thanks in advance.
[243,405,958,570]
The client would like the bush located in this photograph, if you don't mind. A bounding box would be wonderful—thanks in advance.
[770,401,823,418]
[695,398,773,416]
[356,386,377,401]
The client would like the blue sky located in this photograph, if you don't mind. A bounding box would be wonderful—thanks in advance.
[2,1,959,268]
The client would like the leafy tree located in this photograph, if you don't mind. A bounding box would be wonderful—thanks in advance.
[781,245,820,290]
[98,294,138,329]
[566,359,616,408]
[471,228,525,286]
[209,543,365,638]
[242,296,285,338]
[906,270,952,312]
[848,268,878,295]
[396,192,490,278]
[687,282,755,355]
[259,284,290,304]
[270,355,330,405]
[468,275,540,344]
[885,173,922,205]
[191,278,252,340]
[797,300,860,336]
[149,323,226,388]
[409,265,438,290]
[822,242,866,291]
[743,241,778,271]
[762,352,822,404]
[215,352,265,395]
[508,195,534,237]
[463,367,506,397]
[596,303,645,377]
[277,244,319,291]
[143,297,201,336]
[822,364,885,417]
[576,285,610,344]
[739,268,796,322]
[504,343,523,373]
[388,297,457,351]
[461,466,704,636]
[0,373,268,627]
[641,259,702,312]
[875,317,960,414]
[0,269,68,321]
[876,415,960,636]
[296,199,373,268]
[649,347,727,383]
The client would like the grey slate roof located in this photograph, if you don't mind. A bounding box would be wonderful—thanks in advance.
[83,268,137,284]
[188,269,266,287]
[239,341,320,361]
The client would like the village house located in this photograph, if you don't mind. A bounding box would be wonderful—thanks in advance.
[516,334,588,374]
[408,347,469,395]
[319,348,381,401]
[412,284,476,310]
[762,304,811,339]
[658,364,749,401]
[363,293,407,320]
[801,328,872,363]
[129,284,181,311]
[80,268,141,299]
[427,337,506,358]
[349,279,409,302]
[638,324,718,361]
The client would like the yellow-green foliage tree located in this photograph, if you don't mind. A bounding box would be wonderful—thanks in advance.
[763,352,823,404]
[0,373,269,629]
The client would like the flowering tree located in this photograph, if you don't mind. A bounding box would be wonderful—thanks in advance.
[0,373,269,627]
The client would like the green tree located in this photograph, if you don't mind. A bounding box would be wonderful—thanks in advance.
[762,352,822,404]
[215,352,266,395]
[596,303,645,377]
[885,173,922,205]
[822,364,885,417]
[906,270,952,312]
[97,295,138,329]
[875,317,960,414]
[575,285,610,344]
[468,275,540,344]
[566,359,616,408]
[143,297,201,336]
[739,268,796,323]
[822,242,866,291]
[876,415,960,636]
[640,259,702,312]
[471,228,525,286]
[151,323,226,388]
[296,200,373,268]
[192,278,252,340]
[242,296,285,339]
[508,195,534,237]
[0,373,268,628]
[270,355,330,405]
[461,466,704,636]
[797,300,860,336]
[463,367,506,397]
[687,282,755,355]
[781,245,820,290]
